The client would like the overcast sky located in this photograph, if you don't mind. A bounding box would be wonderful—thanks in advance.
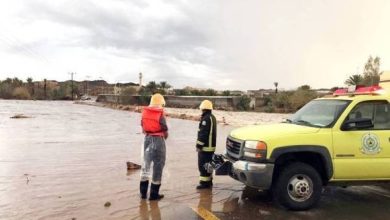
[1,0,390,90]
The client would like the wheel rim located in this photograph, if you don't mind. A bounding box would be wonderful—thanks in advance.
[287,174,313,202]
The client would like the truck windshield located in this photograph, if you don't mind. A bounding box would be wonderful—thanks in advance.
[287,100,351,128]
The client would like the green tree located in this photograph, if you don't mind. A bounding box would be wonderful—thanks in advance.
[273,91,293,111]
[159,81,171,90]
[120,87,137,96]
[290,89,317,110]
[345,74,363,86]
[298,85,311,90]
[204,89,217,96]
[222,90,231,96]
[191,89,204,96]
[174,89,190,96]
[0,80,13,98]
[236,95,251,111]
[12,77,23,87]
[0,77,22,99]
[362,56,381,86]
[51,82,72,100]
[145,81,158,94]
[26,77,34,96]
[4,78,12,84]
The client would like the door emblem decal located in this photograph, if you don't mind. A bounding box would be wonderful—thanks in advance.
[361,133,381,155]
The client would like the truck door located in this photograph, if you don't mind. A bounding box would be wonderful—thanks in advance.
[333,100,390,180]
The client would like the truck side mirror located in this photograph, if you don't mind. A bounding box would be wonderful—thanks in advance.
[341,118,374,131]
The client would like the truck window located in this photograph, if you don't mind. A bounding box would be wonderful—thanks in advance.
[288,100,351,128]
[347,101,390,130]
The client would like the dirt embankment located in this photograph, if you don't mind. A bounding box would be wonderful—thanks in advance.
[75,101,290,127]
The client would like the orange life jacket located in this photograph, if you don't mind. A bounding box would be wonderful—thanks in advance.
[141,107,165,136]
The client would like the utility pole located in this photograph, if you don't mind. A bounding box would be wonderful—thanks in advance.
[69,72,76,100]
[99,76,103,95]
[86,75,90,96]
[43,79,47,99]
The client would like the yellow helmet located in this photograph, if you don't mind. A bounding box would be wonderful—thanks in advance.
[150,93,166,106]
[199,100,213,110]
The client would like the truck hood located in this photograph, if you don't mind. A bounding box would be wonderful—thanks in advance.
[229,123,321,141]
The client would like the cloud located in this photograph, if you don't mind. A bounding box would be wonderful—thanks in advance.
[1,0,390,90]
[1,0,225,88]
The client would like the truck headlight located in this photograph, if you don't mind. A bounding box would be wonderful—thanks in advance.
[244,141,267,159]
[244,141,267,150]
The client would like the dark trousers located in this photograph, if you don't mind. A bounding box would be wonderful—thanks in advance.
[198,152,214,183]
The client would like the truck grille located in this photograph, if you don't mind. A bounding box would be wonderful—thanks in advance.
[226,137,243,160]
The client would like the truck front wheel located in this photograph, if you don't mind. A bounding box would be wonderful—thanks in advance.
[272,162,322,210]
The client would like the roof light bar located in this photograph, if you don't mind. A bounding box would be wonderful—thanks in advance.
[333,85,384,96]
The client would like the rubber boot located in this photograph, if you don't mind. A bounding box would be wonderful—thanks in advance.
[149,183,164,201]
[196,181,212,190]
[140,180,149,199]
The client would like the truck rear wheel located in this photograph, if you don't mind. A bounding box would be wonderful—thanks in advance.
[272,162,322,210]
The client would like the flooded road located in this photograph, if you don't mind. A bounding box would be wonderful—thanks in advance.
[1,100,390,220]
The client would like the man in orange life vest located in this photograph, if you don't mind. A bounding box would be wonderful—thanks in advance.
[196,100,217,189]
[140,93,168,200]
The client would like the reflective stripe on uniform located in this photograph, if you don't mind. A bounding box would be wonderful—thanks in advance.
[199,176,211,181]
[208,115,213,149]
[202,146,216,152]
[197,140,205,145]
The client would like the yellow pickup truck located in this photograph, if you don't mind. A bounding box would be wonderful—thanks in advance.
[224,72,390,210]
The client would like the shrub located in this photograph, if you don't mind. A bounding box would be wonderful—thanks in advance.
[290,89,317,110]
[139,95,151,106]
[174,89,190,96]
[236,95,251,111]
[204,89,217,96]
[120,87,137,96]
[12,87,31,99]
[273,91,293,110]
[0,83,13,99]
[222,90,231,96]
[264,103,275,113]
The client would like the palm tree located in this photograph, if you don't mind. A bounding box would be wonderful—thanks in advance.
[345,74,363,86]
[159,81,171,90]
[12,77,23,87]
[274,82,279,93]
[27,77,34,96]
[146,81,158,94]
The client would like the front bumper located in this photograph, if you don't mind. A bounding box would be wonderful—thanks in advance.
[229,160,274,190]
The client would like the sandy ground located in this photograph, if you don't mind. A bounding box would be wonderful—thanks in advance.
[76,101,291,127]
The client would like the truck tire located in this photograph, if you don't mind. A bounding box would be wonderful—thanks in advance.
[272,162,322,210]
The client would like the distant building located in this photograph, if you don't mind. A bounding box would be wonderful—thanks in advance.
[182,86,206,91]
[114,82,140,95]
[314,89,332,95]
[247,89,274,97]
[229,90,245,96]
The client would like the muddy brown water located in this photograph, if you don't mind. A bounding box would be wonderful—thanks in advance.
[1,100,390,220]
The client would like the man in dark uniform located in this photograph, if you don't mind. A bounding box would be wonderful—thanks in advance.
[196,100,217,189]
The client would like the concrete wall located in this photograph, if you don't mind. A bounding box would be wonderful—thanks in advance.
[96,94,241,110]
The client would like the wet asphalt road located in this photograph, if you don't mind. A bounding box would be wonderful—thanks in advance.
[1,100,390,220]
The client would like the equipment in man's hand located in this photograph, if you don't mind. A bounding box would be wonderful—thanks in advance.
[203,154,232,176]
